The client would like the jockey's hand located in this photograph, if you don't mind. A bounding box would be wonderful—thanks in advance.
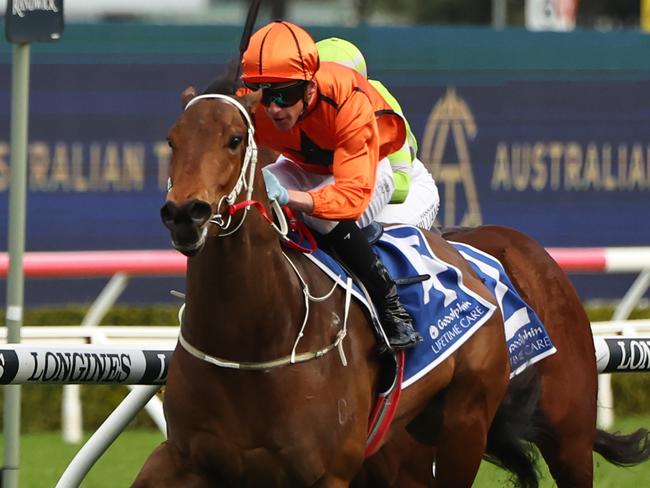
[262,168,289,205]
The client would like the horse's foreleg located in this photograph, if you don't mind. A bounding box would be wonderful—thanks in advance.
[430,398,493,488]
[432,335,509,486]
[533,396,597,483]
[535,361,597,487]
[354,438,435,488]
[131,441,213,488]
[538,434,594,487]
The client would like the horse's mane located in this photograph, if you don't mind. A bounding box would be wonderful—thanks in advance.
[203,57,243,95]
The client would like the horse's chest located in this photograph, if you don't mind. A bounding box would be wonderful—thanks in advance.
[191,435,325,486]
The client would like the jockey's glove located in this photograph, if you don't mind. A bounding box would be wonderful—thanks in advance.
[262,168,289,205]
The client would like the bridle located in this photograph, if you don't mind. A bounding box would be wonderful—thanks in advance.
[172,93,323,253]
[181,93,260,237]
[174,93,296,241]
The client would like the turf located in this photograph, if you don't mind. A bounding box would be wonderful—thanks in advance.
[1,430,163,488]
[2,415,650,486]
[475,414,650,486]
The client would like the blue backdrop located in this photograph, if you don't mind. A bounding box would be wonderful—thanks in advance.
[1,24,649,305]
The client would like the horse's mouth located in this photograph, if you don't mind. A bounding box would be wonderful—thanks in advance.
[171,225,208,257]
[161,199,213,257]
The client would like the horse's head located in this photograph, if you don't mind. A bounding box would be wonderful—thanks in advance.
[161,86,260,256]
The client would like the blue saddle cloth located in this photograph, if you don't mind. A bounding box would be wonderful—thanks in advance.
[303,225,556,388]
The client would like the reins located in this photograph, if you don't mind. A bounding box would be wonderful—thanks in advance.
[228,200,318,253]
[179,252,351,370]
[180,94,317,253]
[176,94,348,370]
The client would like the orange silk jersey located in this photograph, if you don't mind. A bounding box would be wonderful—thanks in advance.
[252,62,406,220]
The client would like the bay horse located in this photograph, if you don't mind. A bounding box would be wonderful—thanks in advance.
[131,88,518,487]
[356,225,650,487]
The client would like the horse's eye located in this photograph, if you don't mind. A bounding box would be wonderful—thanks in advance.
[228,136,243,150]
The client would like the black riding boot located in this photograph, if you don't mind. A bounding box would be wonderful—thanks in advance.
[324,222,423,350]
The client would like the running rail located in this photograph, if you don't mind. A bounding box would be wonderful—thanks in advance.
[2,246,650,277]
[0,250,186,277]
[0,338,645,383]
[546,247,650,272]
[0,344,171,385]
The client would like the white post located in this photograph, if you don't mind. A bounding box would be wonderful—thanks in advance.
[62,273,129,444]
[597,269,650,429]
[62,384,83,443]
[597,374,615,429]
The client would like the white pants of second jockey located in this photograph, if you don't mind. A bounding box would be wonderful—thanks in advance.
[266,156,439,234]
[375,158,440,230]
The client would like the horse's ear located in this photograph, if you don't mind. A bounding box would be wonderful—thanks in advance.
[239,90,261,116]
[181,86,198,109]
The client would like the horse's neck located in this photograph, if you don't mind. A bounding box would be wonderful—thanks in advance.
[184,224,302,357]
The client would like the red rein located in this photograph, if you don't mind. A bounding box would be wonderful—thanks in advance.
[227,200,318,253]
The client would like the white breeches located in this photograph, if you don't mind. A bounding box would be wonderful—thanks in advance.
[375,158,440,230]
[265,156,439,233]
[265,156,394,234]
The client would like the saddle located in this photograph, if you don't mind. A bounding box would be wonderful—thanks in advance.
[328,221,430,353]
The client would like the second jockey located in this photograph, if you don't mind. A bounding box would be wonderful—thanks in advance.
[316,37,440,230]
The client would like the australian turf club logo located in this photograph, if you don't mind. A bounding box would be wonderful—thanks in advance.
[12,0,59,18]
[420,87,483,228]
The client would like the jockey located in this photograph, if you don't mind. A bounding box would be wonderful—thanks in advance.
[316,37,440,229]
[241,20,422,349]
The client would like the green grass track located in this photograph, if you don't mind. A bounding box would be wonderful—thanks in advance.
[2,415,650,487]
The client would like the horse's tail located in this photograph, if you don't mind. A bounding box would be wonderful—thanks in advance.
[593,428,650,466]
[483,370,543,488]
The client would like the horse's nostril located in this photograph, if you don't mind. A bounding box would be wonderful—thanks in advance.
[160,201,177,225]
[187,200,212,224]
[161,200,211,230]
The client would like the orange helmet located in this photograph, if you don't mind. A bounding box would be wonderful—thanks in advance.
[241,21,319,85]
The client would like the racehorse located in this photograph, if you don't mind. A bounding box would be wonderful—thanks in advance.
[356,225,650,487]
[131,87,520,487]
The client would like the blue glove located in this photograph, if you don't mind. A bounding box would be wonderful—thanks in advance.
[262,168,289,205]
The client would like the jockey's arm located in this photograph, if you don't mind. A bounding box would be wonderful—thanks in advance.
[306,93,379,221]
[259,145,314,211]
[286,190,314,214]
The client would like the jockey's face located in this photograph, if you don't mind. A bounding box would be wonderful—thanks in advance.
[262,81,315,131]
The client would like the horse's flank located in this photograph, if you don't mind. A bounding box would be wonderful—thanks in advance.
[359,225,650,488]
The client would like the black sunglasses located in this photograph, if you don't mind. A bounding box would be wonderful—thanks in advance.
[245,81,308,108]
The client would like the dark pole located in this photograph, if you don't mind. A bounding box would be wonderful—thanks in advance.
[269,0,287,20]
[355,0,372,25]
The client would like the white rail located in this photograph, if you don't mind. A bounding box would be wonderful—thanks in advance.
[0,325,178,346]
[592,320,650,336]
